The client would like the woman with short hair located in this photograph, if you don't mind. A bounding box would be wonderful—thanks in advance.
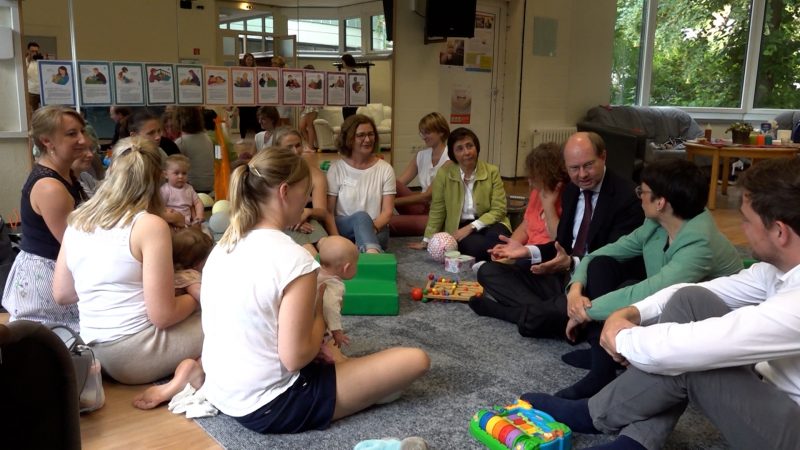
[410,127,511,261]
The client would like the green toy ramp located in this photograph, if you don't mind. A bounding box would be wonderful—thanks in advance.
[342,279,398,316]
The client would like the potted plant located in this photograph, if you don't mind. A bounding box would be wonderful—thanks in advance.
[726,122,754,145]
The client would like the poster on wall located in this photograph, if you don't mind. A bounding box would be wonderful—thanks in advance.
[231,67,256,105]
[450,84,472,124]
[304,70,325,106]
[144,63,175,104]
[326,71,346,106]
[256,68,280,104]
[439,39,465,67]
[112,62,145,105]
[205,67,231,105]
[176,65,204,104]
[38,60,75,106]
[464,12,495,72]
[347,72,368,106]
[78,61,112,105]
[281,69,304,105]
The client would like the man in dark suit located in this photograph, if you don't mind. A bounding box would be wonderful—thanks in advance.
[470,132,644,338]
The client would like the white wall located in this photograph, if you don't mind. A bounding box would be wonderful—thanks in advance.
[392,0,617,179]
[22,0,217,63]
[516,0,616,175]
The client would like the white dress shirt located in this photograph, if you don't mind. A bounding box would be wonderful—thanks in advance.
[617,262,800,405]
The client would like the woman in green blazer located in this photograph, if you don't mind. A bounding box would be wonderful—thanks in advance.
[556,158,743,400]
[409,127,510,261]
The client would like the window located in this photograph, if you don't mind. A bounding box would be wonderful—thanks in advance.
[228,20,244,31]
[290,18,340,53]
[246,18,263,33]
[610,0,644,104]
[753,0,800,108]
[345,18,362,52]
[371,14,393,51]
[612,0,800,114]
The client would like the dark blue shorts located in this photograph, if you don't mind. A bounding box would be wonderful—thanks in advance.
[234,362,337,434]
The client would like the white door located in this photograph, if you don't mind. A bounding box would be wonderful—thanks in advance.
[436,2,503,163]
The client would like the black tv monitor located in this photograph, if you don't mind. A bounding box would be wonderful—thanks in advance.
[425,0,477,40]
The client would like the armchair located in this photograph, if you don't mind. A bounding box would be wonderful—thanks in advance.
[356,103,392,150]
[313,107,345,151]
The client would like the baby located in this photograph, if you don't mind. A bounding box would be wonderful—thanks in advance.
[161,154,205,226]
[172,227,214,301]
[317,236,359,354]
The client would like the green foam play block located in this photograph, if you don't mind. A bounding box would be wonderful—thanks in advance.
[342,279,399,315]
[355,253,397,280]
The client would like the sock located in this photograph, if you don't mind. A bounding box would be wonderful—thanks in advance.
[518,393,599,434]
[561,349,592,370]
[468,296,521,323]
[587,435,646,450]
[555,371,616,400]
[556,334,619,399]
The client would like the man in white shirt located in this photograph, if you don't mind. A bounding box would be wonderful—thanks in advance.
[522,156,800,450]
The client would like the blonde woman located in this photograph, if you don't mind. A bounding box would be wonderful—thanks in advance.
[199,148,429,433]
[53,137,203,409]
[274,127,337,255]
[2,106,89,331]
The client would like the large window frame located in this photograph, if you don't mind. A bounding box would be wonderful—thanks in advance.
[219,4,392,60]
[630,0,788,121]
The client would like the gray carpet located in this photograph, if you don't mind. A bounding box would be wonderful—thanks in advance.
[195,237,729,449]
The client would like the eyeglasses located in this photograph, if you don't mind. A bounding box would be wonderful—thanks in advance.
[566,159,597,174]
[355,132,376,140]
[635,186,652,199]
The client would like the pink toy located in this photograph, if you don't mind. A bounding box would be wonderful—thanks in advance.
[427,232,458,262]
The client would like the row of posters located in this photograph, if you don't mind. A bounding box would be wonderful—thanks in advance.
[38,60,369,108]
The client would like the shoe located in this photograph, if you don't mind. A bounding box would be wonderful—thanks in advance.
[471,260,486,274]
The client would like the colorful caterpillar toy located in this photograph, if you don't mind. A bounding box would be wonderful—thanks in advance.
[469,399,572,450]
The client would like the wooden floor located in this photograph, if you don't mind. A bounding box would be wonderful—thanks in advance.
[0,182,747,450]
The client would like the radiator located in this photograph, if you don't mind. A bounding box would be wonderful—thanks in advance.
[531,127,577,148]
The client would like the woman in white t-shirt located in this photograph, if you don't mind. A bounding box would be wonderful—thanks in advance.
[327,115,396,253]
[53,137,203,409]
[390,112,451,236]
[199,148,429,433]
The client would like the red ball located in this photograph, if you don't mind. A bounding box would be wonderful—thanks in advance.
[411,287,424,301]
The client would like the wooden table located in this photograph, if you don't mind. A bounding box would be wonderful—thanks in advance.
[684,142,800,209]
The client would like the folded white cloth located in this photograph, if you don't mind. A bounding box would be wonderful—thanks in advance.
[168,383,219,418]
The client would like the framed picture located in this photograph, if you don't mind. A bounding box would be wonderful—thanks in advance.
[303,70,325,106]
[112,62,145,105]
[347,72,368,106]
[326,71,346,106]
[77,61,112,105]
[256,68,280,105]
[231,67,256,105]
[144,63,175,104]
[39,60,76,106]
[281,69,304,106]
[175,65,204,104]
[204,66,231,105]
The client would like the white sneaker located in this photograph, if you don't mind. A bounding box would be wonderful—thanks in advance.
[471,260,486,274]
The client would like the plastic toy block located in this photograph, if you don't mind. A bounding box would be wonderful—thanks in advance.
[342,279,398,315]
[354,253,397,280]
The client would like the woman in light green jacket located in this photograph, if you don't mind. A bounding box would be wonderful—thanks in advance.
[409,127,510,261]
